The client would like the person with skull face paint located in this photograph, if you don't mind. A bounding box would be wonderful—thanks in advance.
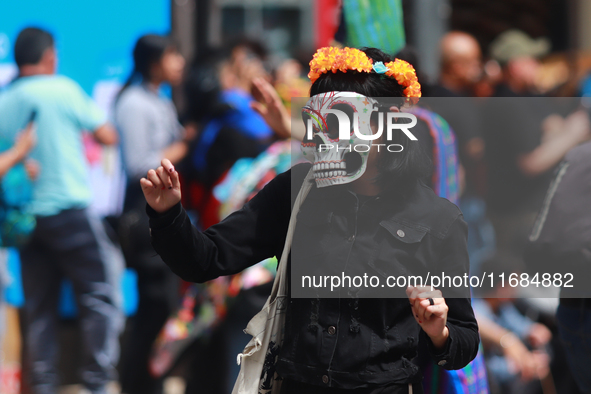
[141,47,479,394]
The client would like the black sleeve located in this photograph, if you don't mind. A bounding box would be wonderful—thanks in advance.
[421,214,480,370]
[147,167,296,283]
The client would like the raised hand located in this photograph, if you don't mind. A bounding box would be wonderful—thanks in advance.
[140,158,181,213]
[250,77,291,139]
[406,286,449,350]
[24,159,40,180]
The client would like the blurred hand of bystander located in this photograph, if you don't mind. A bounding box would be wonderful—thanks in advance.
[526,322,552,348]
[251,77,291,139]
[563,109,591,144]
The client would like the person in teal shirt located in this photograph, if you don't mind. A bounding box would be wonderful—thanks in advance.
[0,74,110,216]
[0,27,122,394]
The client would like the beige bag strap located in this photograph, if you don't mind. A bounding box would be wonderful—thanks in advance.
[268,168,314,301]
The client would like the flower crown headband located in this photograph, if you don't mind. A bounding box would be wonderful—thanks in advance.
[308,46,421,104]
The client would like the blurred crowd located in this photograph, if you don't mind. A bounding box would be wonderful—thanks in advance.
[0,17,591,394]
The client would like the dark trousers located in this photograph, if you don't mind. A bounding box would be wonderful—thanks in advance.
[20,208,123,394]
[118,193,179,394]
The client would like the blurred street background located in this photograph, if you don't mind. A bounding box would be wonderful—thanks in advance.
[3,1,591,394]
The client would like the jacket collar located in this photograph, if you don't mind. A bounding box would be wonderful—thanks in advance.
[305,179,455,241]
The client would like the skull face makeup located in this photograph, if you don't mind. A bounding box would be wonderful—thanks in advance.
[301,92,378,187]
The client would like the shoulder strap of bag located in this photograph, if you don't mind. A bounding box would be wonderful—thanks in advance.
[268,168,314,301]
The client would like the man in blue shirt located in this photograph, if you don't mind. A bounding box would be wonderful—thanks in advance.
[0,27,122,394]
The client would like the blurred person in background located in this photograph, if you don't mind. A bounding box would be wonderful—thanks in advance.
[428,31,483,98]
[183,42,289,229]
[423,33,487,201]
[525,139,591,394]
[490,29,550,98]
[114,34,186,394]
[483,33,590,394]
[0,120,36,365]
[0,27,123,394]
[176,43,294,394]
[402,41,492,275]
[483,29,591,258]
[428,31,485,175]
[473,254,552,394]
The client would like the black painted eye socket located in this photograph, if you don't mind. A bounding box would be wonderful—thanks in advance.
[344,152,362,175]
[326,103,355,140]
[325,113,340,139]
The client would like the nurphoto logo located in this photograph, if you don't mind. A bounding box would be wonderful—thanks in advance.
[305,109,418,153]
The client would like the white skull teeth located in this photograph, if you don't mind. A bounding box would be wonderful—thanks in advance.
[313,161,346,174]
[313,169,347,179]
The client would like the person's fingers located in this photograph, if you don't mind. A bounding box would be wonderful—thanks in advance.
[161,158,175,174]
[156,166,172,189]
[516,357,530,381]
[170,167,181,189]
[410,288,448,323]
[250,101,267,117]
[251,78,264,101]
[406,286,421,301]
[140,177,153,188]
[253,78,272,103]
[415,285,437,294]
[260,78,280,103]
[408,301,420,322]
[407,286,422,320]
[18,121,35,138]
[140,177,154,194]
[26,120,36,132]
[147,169,162,189]
[417,302,428,323]
[424,303,449,319]
[251,77,269,104]
[15,123,36,152]
[533,352,550,379]
[416,290,443,300]
[409,302,418,320]
[418,299,434,319]
[412,299,426,323]
[409,286,438,303]
[520,354,537,381]
[24,159,40,180]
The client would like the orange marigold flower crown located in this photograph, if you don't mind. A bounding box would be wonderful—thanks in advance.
[308,46,421,104]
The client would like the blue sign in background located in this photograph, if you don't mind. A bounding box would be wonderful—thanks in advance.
[0,0,170,94]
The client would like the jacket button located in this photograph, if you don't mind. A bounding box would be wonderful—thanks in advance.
[348,235,355,242]
[397,229,405,237]
[437,359,447,366]
[328,326,336,335]
[322,375,329,384]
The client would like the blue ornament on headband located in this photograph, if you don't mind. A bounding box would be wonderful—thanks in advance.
[372,61,388,74]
